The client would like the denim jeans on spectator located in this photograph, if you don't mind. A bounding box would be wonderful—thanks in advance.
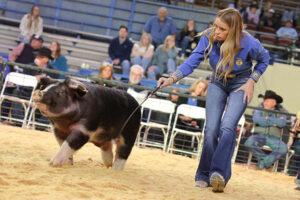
[245,134,288,169]
[104,58,130,76]
[147,58,176,80]
[19,35,30,44]
[132,56,150,72]
[195,76,248,184]
[289,140,300,175]
[180,36,190,56]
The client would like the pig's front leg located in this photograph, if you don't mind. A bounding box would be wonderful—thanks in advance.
[53,129,74,165]
[50,129,89,167]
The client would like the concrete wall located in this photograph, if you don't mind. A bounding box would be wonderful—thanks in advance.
[249,62,300,115]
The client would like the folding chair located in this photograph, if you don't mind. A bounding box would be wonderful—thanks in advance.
[136,98,176,151]
[168,104,206,159]
[231,115,246,164]
[0,72,37,127]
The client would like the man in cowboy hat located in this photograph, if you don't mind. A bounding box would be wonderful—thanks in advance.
[23,46,59,79]
[245,90,288,170]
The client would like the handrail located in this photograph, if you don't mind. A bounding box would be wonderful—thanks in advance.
[0,60,296,117]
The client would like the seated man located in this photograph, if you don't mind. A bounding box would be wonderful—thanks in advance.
[123,64,147,95]
[276,20,298,40]
[11,47,59,127]
[105,25,133,76]
[245,90,288,170]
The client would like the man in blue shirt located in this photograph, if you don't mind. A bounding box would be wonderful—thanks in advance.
[245,90,288,170]
[105,25,133,76]
[276,20,298,40]
[143,7,177,48]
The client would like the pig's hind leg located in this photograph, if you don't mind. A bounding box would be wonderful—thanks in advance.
[94,141,113,168]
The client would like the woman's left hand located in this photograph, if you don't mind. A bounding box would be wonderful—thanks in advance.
[235,78,255,104]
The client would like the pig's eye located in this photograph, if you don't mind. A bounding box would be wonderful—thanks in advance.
[39,84,45,90]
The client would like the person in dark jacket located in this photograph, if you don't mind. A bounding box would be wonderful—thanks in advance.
[178,19,199,57]
[105,25,133,76]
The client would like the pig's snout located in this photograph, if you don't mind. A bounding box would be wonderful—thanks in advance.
[33,90,44,102]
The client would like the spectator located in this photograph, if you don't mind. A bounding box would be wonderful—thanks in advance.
[9,34,43,72]
[147,35,177,80]
[177,19,199,57]
[23,47,59,79]
[186,78,207,107]
[106,25,133,76]
[259,9,278,29]
[246,0,261,16]
[143,7,177,48]
[276,20,298,40]
[97,62,114,87]
[245,90,288,170]
[244,4,260,25]
[49,41,68,79]
[19,5,43,43]
[123,65,148,104]
[260,0,273,18]
[287,110,300,176]
[228,0,246,17]
[281,9,294,24]
[1,34,43,124]
[287,114,300,190]
[11,47,58,127]
[131,33,154,72]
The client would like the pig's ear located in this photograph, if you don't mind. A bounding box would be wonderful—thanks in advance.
[65,78,88,97]
[37,76,56,90]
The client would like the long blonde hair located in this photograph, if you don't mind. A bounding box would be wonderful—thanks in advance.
[139,33,152,51]
[189,78,208,97]
[98,62,113,80]
[163,35,175,52]
[27,5,40,33]
[198,8,244,81]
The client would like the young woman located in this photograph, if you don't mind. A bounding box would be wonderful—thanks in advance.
[131,33,154,72]
[178,19,199,57]
[158,8,270,192]
[97,62,114,87]
[19,5,43,43]
[49,41,68,79]
[147,35,177,80]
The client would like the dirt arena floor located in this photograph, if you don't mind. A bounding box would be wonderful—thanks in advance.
[0,125,299,200]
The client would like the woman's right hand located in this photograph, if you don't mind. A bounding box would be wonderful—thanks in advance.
[157,77,174,88]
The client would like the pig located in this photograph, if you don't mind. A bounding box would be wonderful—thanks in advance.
[33,76,141,171]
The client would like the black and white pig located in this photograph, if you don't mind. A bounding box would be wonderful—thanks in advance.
[33,77,141,171]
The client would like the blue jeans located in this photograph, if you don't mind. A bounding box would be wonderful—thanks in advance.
[180,36,190,56]
[245,134,288,169]
[132,56,150,72]
[195,76,248,184]
[147,58,176,80]
[288,139,300,176]
[104,58,130,76]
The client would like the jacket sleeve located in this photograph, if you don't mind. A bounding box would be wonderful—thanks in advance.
[108,39,116,60]
[248,38,270,82]
[253,109,270,127]
[172,34,209,80]
[268,115,287,128]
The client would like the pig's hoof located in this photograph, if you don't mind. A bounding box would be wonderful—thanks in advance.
[112,159,126,171]
[101,150,113,168]
[49,154,70,167]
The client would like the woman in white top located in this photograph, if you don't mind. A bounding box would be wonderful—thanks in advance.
[19,5,43,43]
[131,33,154,72]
